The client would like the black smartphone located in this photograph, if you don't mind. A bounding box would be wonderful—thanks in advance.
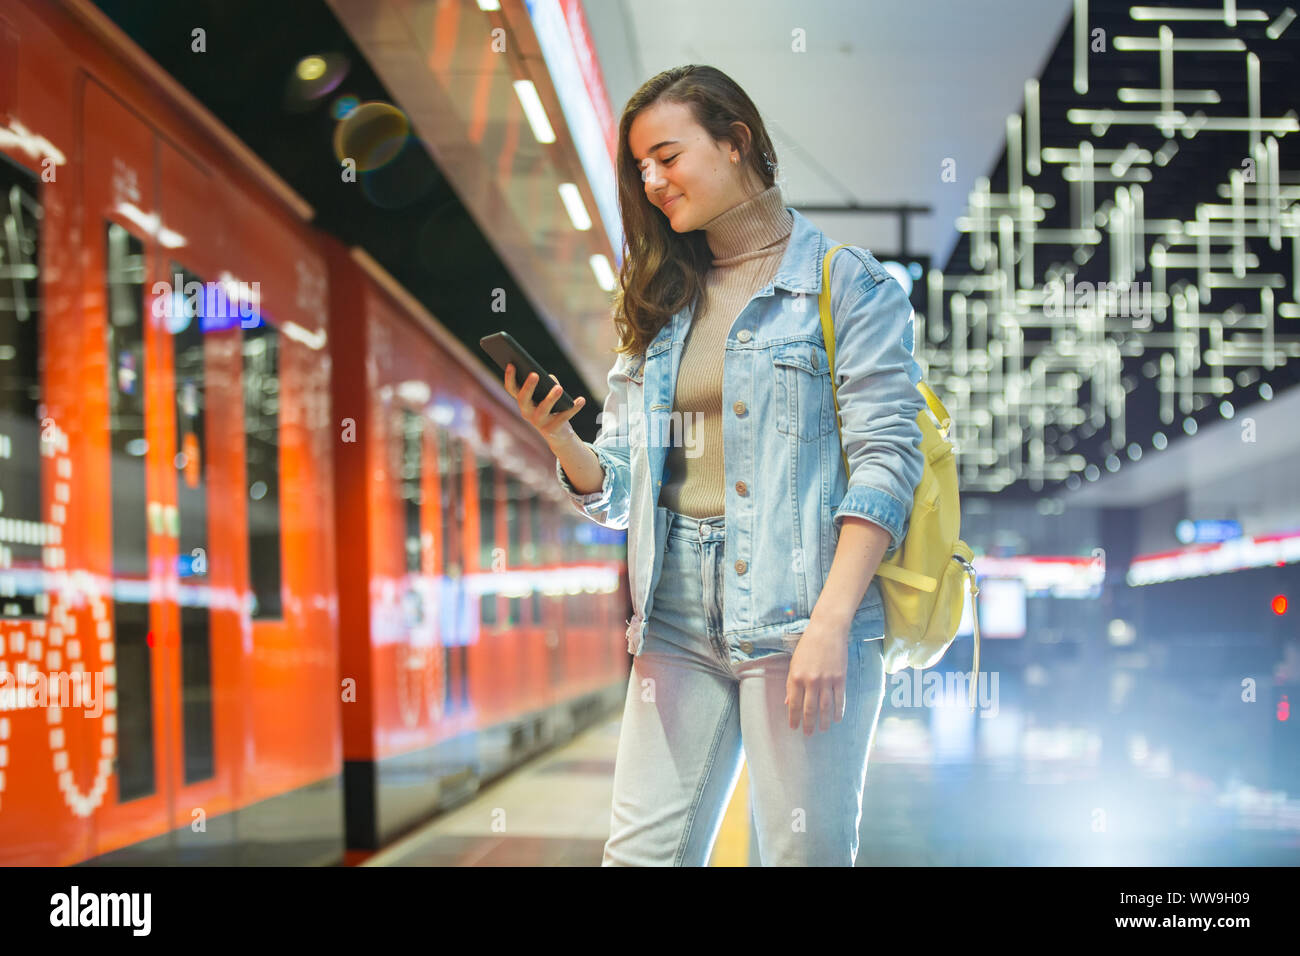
[479,331,576,414]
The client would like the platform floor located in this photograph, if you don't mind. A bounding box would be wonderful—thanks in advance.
[362,709,762,866]
[365,669,1300,867]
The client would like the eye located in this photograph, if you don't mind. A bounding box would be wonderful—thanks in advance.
[663,155,679,166]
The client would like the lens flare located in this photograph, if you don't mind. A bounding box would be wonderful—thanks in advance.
[296,56,327,81]
[333,102,410,172]
[283,52,350,113]
[331,95,360,120]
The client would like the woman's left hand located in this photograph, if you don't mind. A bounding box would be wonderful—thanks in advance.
[785,618,851,735]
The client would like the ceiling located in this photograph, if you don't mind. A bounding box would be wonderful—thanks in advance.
[581,0,1075,263]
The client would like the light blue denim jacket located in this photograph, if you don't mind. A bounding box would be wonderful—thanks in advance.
[556,207,926,657]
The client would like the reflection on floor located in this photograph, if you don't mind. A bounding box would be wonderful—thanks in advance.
[364,718,620,866]
[367,662,1300,866]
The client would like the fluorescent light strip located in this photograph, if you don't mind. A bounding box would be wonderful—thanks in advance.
[1114,36,1247,50]
[1128,5,1267,21]
[1118,87,1220,103]
[557,183,591,230]
[512,79,555,144]
[589,254,615,292]
[1266,7,1296,38]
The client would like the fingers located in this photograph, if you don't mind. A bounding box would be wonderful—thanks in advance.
[505,363,586,427]
[549,373,589,415]
[506,363,542,409]
[536,380,588,424]
[788,679,844,734]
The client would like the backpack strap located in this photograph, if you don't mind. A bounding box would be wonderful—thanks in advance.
[819,243,855,482]
[917,381,953,440]
[821,244,939,593]
[820,244,953,439]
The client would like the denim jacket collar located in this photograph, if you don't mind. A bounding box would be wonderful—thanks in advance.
[652,207,826,353]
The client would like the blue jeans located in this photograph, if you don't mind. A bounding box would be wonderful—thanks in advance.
[602,507,887,866]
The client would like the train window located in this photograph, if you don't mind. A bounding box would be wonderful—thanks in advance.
[436,431,463,714]
[169,263,215,784]
[478,454,496,627]
[242,320,283,618]
[505,475,521,626]
[0,156,43,620]
[527,492,541,625]
[400,408,422,629]
[540,504,556,567]
[506,475,521,565]
[538,508,549,618]
[105,220,155,802]
[436,429,461,576]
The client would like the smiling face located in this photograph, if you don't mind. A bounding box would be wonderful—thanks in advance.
[628,99,766,233]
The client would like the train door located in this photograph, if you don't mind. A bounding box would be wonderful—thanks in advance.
[82,77,234,857]
[81,75,170,854]
[156,136,239,845]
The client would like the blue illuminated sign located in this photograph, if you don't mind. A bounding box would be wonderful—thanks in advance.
[1175,519,1242,544]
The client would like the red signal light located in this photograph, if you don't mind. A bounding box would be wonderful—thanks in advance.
[1272,594,1288,616]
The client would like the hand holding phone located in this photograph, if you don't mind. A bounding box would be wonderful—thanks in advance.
[480,331,587,442]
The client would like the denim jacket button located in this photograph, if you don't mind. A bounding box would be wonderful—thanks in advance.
[736,329,751,343]
[733,400,745,415]
[739,640,753,653]
[735,481,747,495]
[735,559,747,573]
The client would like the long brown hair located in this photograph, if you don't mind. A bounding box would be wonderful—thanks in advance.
[611,65,779,357]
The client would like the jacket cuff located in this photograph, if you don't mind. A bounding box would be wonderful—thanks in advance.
[833,484,909,555]
[555,441,615,514]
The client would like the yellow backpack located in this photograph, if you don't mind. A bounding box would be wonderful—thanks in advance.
[819,245,983,711]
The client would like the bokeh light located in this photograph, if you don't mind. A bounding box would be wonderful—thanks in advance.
[331,94,360,120]
[296,56,326,81]
[283,52,350,113]
[333,101,411,172]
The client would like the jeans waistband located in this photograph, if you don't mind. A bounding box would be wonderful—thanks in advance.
[662,507,726,542]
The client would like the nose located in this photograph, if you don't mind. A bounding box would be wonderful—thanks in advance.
[641,159,665,189]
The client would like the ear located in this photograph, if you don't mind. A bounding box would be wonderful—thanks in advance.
[729,121,753,161]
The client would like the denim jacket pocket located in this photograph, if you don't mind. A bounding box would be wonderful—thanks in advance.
[772,343,837,442]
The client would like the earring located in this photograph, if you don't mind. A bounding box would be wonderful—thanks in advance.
[731,155,738,164]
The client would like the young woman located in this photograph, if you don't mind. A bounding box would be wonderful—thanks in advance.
[503,65,925,865]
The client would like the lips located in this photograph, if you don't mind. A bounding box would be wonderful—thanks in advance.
[663,195,682,211]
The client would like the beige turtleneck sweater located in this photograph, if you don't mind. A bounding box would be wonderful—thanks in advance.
[657,183,794,518]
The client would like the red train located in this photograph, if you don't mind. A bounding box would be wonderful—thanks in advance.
[0,0,629,865]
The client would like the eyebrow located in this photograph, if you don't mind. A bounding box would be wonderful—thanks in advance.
[633,140,680,163]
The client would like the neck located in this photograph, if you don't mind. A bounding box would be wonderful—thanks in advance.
[702,183,793,263]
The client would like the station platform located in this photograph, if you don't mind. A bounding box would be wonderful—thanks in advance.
[361,705,764,866]
[361,674,1300,867]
